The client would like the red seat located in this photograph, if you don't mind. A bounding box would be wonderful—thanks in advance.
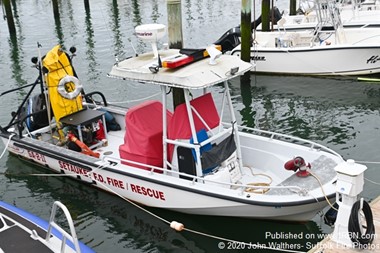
[119,100,172,172]
[167,93,220,161]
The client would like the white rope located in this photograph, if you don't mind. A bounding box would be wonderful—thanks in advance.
[365,178,380,186]
[0,134,15,160]
[355,161,380,165]
[309,170,338,211]
[354,161,380,185]
[107,91,161,104]
[89,174,306,253]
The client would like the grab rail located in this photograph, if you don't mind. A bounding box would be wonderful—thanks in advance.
[102,156,305,194]
[46,201,81,253]
[83,91,108,106]
[226,123,343,159]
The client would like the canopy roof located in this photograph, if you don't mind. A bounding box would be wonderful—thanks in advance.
[108,49,253,89]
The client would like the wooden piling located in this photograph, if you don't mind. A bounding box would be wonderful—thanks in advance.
[167,0,184,108]
[261,0,270,32]
[167,0,183,49]
[3,0,16,35]
[240,0,251,63]
[84,0,90,12]
[289,0,297,16]
[52,0,60,19]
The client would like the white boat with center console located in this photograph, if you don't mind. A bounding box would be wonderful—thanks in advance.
[256,0,380,31]
[217,0,380,76]
[0,24,354,222]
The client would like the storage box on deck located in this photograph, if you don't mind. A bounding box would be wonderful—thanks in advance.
[119,101,172,172]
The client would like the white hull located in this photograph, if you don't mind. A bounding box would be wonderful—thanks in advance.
[1,108,342,221]
[232,45,380,75]
[231,27,380,76]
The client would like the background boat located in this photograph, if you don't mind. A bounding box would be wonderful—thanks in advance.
[1,0,380,252]
[226,0,380,76]
[256,0,380,31]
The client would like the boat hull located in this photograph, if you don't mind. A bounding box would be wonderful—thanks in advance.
[231,45,380,76]
[2,134,336,221]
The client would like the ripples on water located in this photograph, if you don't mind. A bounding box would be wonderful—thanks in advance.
[1,1,380,252]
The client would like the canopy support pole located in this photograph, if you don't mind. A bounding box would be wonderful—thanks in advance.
[224,81,243,171]
[184,89,202,178]
[161,86,168,172]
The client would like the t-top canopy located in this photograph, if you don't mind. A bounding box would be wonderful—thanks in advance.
[108,49,253,89]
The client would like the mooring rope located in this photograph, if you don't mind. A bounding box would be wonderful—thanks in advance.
[107,91,161,104]
[309,170,338,211]
[86,177,307,253]
[355,160,380,165]
[0,134,15,160]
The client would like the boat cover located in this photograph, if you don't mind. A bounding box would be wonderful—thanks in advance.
[119,100,172,171]
[43,45,82,126]
[168,93,220,160]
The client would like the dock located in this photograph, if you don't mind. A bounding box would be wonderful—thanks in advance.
[309,196,380,253]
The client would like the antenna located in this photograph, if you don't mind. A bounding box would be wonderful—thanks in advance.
[135,24,166,58]
[128,38,138,57]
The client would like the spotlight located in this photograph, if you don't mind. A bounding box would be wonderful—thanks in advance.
[149,64,159,73]
[206,45,222,65]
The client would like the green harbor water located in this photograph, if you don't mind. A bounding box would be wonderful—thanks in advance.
[1,1,380,252]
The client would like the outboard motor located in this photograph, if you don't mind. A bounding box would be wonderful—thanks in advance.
[214,7,283,53]
[16,93,50,132]
[213,26,241,54]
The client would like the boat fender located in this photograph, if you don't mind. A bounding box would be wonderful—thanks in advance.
[170,221,184,231]
[58,75,83,100]
[284,156,311,177]
[67,133,100,158]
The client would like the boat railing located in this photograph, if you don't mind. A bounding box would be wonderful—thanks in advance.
[46,201,82,253]
[83,91,108,106]
[106,156,306,194]
[225,123,343,159]
[165,127,232,149]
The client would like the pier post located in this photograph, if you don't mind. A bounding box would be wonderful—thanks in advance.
[167,0,185,108]
[84,0,90,12]
[3,0,16,35]
[261,0,270,31]
[289,0,297,15]
[52,0,60,19]
[240,0,251,63]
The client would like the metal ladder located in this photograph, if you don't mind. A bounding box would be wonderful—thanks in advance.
[45,201,81,253]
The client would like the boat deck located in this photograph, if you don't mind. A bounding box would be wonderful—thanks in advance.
[266,155,338,195]
[0,205,51,253]
[308,195,380,253]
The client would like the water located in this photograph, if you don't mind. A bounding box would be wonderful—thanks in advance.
[1,1,380,252]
